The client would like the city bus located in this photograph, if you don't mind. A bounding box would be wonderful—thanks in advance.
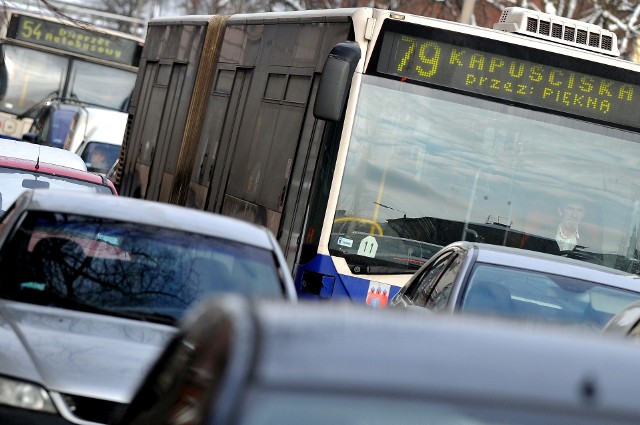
[116,7,640,306]
[0,7,144,139]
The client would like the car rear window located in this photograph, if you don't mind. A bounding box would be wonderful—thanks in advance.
[0,211,286,324]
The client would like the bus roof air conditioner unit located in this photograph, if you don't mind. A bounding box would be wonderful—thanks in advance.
[493,7,619,57]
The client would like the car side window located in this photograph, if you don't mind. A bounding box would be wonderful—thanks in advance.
[629,320,640,341]
[426,254,463,311]
[408,252,455,307]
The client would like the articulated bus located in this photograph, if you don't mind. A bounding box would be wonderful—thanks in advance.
[117,7,640,305]
[0,7,144,139]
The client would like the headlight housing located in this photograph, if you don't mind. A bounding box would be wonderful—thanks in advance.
[0,375,56,413]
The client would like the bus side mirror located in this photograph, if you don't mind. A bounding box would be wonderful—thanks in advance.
[313,42,361,122]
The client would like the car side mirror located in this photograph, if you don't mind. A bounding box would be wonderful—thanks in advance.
[22,132,39,144]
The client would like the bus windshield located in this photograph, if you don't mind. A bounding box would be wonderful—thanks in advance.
[329,75,640,274]
[0,45,66,114]
[0,44,136,114]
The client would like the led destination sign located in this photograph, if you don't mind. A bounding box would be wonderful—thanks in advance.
[8,15,140,66]
[376,31,639,129]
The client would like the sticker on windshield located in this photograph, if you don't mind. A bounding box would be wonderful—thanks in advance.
[357,235,378,258]
[337,236,353,248]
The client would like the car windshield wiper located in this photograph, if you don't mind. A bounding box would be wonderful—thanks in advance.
[331,252,424,275]
[350,264,418,275]
[25,291,177,325]
[16,91,59,119]
[108,308,178,326]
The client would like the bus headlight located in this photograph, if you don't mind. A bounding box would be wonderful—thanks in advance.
[0,376,56,413]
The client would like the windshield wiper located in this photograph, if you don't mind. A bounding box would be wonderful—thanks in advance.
[331,251,425,275]
[16,91,59,119]
[24,291,177,325]
[350,264,418,275]
[108,308,178,326]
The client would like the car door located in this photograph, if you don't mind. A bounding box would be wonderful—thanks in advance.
[401,247,463,310]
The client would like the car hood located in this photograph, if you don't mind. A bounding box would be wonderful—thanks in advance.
[0,300,175,403]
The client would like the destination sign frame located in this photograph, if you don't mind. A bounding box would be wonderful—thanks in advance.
[374,25,639,130]
[7,14,141,66]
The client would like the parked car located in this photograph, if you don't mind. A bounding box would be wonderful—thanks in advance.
[601,299,640,340]
[0,190,297,425]
[0,138,87,170]
[389,241,640,331]
[114,294,640,425]
[0,152,116,215]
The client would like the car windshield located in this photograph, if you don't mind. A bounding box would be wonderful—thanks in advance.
[239,389,638,425]
[0,212,286,324]
[0,166,112,213]
[461,264,640,330]
[80,142,121,174]
[329,76,640,274]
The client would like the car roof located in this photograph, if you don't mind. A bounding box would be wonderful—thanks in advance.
[0,156,106,184]
[18,189,279,251]
[447,241,640,292]
[182,296,640,417]
[0,139,87,170]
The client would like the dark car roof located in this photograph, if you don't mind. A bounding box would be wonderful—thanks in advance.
[446,241,640,291]
[178,296,640,418]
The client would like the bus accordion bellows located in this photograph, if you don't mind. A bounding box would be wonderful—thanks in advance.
[116,7,640,306]
[0,7,144,139]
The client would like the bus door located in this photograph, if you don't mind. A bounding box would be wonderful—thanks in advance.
[278,74,327,270]
[204,67,253,215]
[461,126,523,247]
[126,62,187,200]
[213,66,314,238]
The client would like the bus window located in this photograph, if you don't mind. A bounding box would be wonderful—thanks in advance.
[67,61,137,111]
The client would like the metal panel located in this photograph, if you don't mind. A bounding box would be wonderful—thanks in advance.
[170,15,229,205]
[205,68,252,215]
[120,18,213,201]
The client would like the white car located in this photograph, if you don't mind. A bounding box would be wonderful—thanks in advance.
[21,100,127,174]
[0,190,296,425]
[71,106,127,174]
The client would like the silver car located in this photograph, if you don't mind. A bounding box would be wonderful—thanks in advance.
[0,189,296,425]
[390,241,640,331]
[116,295,640,425]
